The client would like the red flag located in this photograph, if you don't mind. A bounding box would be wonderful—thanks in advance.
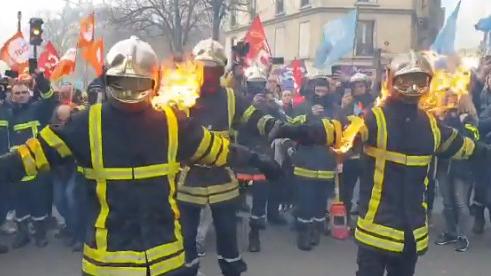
[244,16,271,67]
[38,41,60,79]
[82,38,104,76]
[291,59,305,106]
[0,32,29,73]
[51,48,77,81]
[78,12,95,48]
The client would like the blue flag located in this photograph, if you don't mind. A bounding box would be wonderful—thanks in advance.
[476,15,491,32]
[431,1,461,55]
[314,9,357,69]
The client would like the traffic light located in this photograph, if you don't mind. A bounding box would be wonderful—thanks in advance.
[29,18,44,46]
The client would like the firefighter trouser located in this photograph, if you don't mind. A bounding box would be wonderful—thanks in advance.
[250,180,281,226]
[295,178,332,225]
[341,158,362,214]
[356,232,418,276]
[179,202,247,275]
[14,176,51,222]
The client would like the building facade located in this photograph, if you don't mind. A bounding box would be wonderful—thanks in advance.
[224,0,444,72]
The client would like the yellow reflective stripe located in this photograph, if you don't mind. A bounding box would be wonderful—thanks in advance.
[202,135,223,165]
[413,224,428,240]
[17,145,37,176]
[82,258,147,276]
[240,105,256,124]
[21,175,36,181]
[0,120,8,127]
[293,167,335,180]
[321,119,334,146]
[215,137,230,167]
[191,128,211,162]
[209,188,240,204]
[451,137,476,160]
[226,88,236,129]
[354,228,404,253]
[83,244,146,264]
[289,114,307,125]
[427,112,441,151]
[416,235,429,252]
[360,124,369,142]
[39,127,72,158]
[25,138,50,171]
[177,193,208,205]
[14,121,40,137]
[149,251,186,275]
[40,89,54,99]
[13,121,40,131]
[257,115,274,136]
[177,181,239,196]
[211,130,230,138]
[365,107,387,222]
[364,146,432,166]
[332,120,342,148]
[89,104,109,250]
[357,217,404,241]
[77,164,180,180]
[438,129,458,153]
[162,107,184,251]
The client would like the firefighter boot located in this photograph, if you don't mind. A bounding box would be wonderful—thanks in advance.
[248,228,261,252]
[472,205,485,235]
[297,223,312,251]
[33,220,48,248]
[310,221,323,247]
[12,221,30,249]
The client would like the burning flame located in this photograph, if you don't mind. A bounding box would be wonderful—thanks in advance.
[332,116,365,154]
[152,60,204,112]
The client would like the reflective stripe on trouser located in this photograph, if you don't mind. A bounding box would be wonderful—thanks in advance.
[177,168,240,206]
[179,202,245,274]
[82,104,185,275]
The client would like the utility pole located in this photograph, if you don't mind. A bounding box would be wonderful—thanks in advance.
[17,11,22,32]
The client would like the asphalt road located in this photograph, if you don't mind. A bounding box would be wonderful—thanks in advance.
[0,214,490,276]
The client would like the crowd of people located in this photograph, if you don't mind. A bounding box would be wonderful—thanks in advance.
[0,36,489,276]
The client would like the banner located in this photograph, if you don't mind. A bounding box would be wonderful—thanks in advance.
[244,16,271,68]
[431,1,461,55]
[51,48,77,81]
[82,38,104,76]
[314,9,358,69]
[38,41,60,79]
[0,32,30,73]
[79,12,95,48]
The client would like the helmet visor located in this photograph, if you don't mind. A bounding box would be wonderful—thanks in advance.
[393,72,431,96]
[106,76,154,103]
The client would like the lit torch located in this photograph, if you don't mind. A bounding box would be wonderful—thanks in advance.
[152,60,204,113]
[332,116,365,154]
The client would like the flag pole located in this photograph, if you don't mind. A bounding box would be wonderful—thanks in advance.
[351,6,359,67]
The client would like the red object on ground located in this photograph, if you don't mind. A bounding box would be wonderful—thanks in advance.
[330,201,350,240]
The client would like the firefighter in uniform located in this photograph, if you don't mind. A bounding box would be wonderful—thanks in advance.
[290,74,342,251]
[272,51,488,276]
[176,39,279,276]
[9,73,57,248]
[0,36,280,276]
[234,65,286,253]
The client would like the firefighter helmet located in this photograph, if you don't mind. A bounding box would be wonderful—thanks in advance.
[388,51,433,100]
[192,38,227,67]
[245,64,267,94]
[349,73,370,84]
[105,36,159,104]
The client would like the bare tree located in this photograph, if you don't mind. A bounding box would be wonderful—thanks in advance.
[201,0,251,40]
[110,0,204,54]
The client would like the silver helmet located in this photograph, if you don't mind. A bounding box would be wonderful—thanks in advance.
[192,38,227,67]
[105,36,159,104]
[388,51,433,99]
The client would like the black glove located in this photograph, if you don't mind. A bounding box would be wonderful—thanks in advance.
[34,72,51,95]
[269,121,318,145]
[249,152,282,181]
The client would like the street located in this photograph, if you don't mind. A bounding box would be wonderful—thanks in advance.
[0,214,490,276]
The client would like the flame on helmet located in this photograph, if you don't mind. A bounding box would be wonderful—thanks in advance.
[152,59,204,112]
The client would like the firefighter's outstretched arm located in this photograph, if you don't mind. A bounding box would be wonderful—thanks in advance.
[269,118,345,146]
[436,123,482,160]
[233,92,279,137]
[0,125,73,184]
[178,117,282,180]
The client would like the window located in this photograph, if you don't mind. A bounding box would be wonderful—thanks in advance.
[298,21,310,58]
[274,27,286,57]
[357,0,377,3]
[300,0,310,7]
[276,0,285,15]
[355,20,375,56]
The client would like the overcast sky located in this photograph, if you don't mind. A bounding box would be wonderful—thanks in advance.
[0,0,490,50]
